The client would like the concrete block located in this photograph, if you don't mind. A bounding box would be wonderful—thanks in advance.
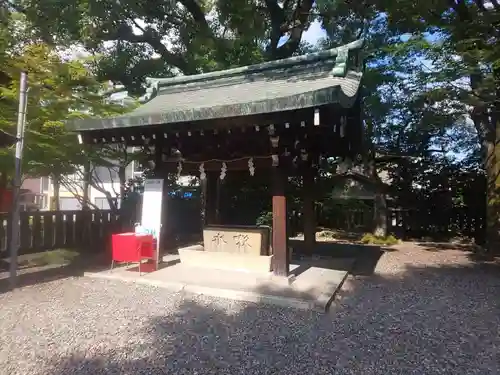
[178,248,273,274]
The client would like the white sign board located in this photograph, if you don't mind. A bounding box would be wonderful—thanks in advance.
[141,179,164,266]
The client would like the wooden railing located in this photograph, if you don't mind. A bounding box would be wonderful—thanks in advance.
[0,210,120,255]
[316,205,484,241]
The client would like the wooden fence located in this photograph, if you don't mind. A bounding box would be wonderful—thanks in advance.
[0,203,486,257]
[387,206,484,241]
[316,204,484,242]
[0,210,120,255]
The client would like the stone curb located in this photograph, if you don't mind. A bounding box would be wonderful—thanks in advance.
[83,271,326,312]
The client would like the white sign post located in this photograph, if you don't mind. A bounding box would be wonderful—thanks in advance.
[141,179,164,268]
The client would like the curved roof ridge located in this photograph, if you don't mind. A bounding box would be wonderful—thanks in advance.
[142,39,364,102]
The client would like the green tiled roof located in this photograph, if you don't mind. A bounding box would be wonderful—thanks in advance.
[68,39,364,132]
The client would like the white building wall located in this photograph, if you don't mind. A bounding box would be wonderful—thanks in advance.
[39,159,140,210]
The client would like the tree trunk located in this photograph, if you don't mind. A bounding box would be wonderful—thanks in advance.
[471,68,500,252]
[52,176,60,211]
[485,135,500,253]
[117,165,127,231]
[104,191,119,214]
[118,165,126,209]
[369,161,388,237]
[485,65,500,253]
[0,173,8,211]
[373,191,388,237]
[82,162,90,210]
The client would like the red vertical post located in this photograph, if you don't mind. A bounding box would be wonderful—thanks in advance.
[205,172,217,225]
[272,166,288,277]
[215,177,222,224]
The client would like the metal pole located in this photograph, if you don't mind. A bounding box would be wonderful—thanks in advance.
[9,71,28,289]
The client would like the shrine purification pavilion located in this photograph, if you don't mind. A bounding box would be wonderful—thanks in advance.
[67,39,365,278]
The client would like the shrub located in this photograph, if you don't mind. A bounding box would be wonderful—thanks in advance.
[21,249,80,267]
[256,211,273,227]
[316,230,336,239]
[360,233,400,246]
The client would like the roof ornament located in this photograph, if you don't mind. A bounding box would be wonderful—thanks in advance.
[141,78,160,103]
[331,46,349,77]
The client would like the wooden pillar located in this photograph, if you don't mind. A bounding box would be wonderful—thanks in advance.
[215,177,223,224]
[205,172,218,225]
[154,138,167,255]
[303,164,316,254]
[272,166,288,277]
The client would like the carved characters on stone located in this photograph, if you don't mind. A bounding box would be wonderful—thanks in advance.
[211,232,227,251]
[233,233,252,253]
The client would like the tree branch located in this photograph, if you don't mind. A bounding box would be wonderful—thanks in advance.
[98,24,194,74]
[178,0,212,35]
[265,0,286,56]
[59,175,100,210]
[448,0,472,22]
[491,0,500,10]
[275,0,315,59]
[264,0,315,59]
[473,0,487,12]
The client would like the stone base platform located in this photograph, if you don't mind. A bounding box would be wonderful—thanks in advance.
[84,252,355,312]
[178,244,273,274]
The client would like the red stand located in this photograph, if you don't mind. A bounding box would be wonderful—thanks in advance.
[111,233,156,275]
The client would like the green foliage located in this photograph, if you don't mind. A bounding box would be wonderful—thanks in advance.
[19,248,80,268]
[316,230,337,239]
[256,211,273,227]
[0,13,137,206]
[1,0,495,245]
[12,0,320,94]
[360,233,400,246]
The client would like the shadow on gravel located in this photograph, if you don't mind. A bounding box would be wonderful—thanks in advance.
[0,264,82,294]
[290,239,387,276]
[0,239,387,294]
[41,260,500,375]
[0,252,110,294]
[417,242,500,263]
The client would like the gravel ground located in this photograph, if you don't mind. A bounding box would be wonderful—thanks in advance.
[0,244,499,375]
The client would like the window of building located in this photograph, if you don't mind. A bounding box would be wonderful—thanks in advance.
[41,177,49,191]
[92,166,119,183]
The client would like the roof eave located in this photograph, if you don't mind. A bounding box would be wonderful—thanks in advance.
[66,81,362,133]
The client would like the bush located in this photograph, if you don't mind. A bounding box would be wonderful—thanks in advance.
[316,230,337,239]
[256,211,273,227]
[360,233,400,246]
[21,249,80,268]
